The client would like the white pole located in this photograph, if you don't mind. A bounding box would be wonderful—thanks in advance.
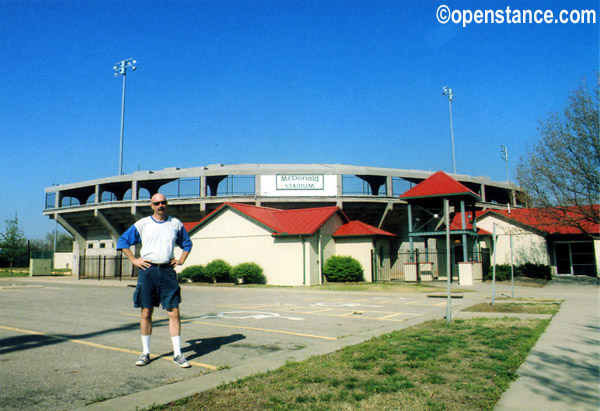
[492,223,496,305]
[445,198,452,323]
[510,234,514,298]
[448,97,456,174]
[443,87,456,174]
[119,73,126,175]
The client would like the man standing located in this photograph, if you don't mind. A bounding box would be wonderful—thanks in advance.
[117,193,193,368]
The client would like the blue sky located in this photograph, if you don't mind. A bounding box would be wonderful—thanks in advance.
[0,0,598,239]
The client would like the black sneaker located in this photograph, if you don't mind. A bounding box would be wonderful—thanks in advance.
[173,354,191,368]
[135,353,150,366]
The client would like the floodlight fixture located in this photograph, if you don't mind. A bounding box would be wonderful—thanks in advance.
[442,86,454,102]
[501,145,509,182]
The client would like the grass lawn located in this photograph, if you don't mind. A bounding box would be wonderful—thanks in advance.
[464,301,561,315]
[186,282,461,294]
[0,268,29,277]
[0,268,72,277]
[150,313,551,411]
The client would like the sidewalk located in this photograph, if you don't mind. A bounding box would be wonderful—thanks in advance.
[492,277,600,411]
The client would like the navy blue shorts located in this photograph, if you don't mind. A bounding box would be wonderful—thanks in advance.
[133,265,181,310]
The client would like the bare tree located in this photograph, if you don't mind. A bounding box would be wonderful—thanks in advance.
[516,76,599,238]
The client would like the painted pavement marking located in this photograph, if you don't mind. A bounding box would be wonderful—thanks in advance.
[190,320,337,341]
[0,324,218,370]
[218,302,424,322]
[200,311,304,321]
[121,313,337,341]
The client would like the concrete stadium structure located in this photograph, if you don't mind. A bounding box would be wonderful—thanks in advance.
[43,164,521,277]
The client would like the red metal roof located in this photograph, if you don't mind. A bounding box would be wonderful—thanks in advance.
[334,220,396,237]
[399,171,481,201]
[182,221,198,233]
[186,202,348,236]
[479,206,599,235]
[448,213,492,235]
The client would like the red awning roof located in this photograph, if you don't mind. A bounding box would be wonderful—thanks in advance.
[448,213,492,235]
[399,171,481,201]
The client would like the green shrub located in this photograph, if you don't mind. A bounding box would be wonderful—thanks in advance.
[205,259,234,283]
[485,264,511,281]
[323,256,364,283]
[521,262,552,279]
[485,262,552,281]
[232,262,267,284]
[179,265,213,283]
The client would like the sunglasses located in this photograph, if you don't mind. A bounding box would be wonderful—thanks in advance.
[152,201,168,206]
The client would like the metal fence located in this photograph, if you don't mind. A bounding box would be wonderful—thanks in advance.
[79,255,136,280]
[372,249,490,284]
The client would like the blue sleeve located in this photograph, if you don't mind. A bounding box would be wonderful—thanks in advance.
[176,226,193,252]
[117,225,141,250]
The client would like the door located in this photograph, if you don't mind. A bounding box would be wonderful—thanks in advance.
[555,243,572,275]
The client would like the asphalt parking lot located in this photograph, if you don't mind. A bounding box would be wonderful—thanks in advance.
[0,277,475,410]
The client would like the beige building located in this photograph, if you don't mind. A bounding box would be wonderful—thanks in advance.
[474,207,599,277]
[476,213,550,266]
[180,203,395,286]
[42,163,520,279]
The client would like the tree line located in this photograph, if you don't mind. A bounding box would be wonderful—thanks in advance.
[0,214,73,270]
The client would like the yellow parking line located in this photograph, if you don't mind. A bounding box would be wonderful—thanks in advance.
[0,325,218,370]
[288,308,335,314]
[378,312,406,320]
[190,321,338,341]
[121,313,337,341]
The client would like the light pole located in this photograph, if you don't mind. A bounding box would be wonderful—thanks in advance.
[500,145,509,182]
[113,58,137,175]
[442,86,456,174]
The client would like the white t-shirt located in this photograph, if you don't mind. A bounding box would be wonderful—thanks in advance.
[117,216,193,264]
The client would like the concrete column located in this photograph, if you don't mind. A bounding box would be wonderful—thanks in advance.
[407,203,414,255]
[472,203,479,258]
[386,176,393,196]
[200,176,207,197]
[56,214,86,279]
[461,200,468,262]
[132,180,138,201]
[255,175,262,206]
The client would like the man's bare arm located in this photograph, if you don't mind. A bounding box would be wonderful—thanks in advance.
[121,248,151,270]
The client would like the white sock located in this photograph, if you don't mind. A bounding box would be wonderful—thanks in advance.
[141,335,151,354]
[171,336,182,357]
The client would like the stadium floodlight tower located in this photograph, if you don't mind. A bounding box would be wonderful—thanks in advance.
[113,58,137,175]
[500,145,509,182]
[442,86,456,174]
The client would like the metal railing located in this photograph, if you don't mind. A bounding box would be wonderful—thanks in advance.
[372,249,490,284]
[79,255,136,280]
